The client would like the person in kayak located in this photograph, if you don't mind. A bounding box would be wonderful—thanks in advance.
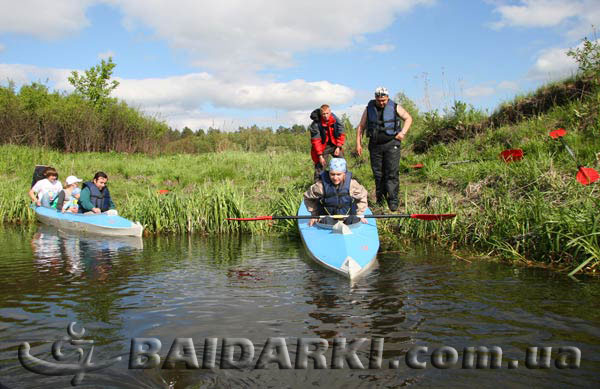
[28,167,63,208]
[355,86,412,211]
[303,158,368,226]
[55,175,82,213]
[309,104,346,181]
[78,171,116,214]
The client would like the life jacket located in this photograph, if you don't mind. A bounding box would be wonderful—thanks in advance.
[310,109,343,144]
[366,99,401,137]
[318,171,357,216]
[79,181,112,213]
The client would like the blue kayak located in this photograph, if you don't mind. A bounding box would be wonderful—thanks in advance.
[298,202,379,280]
[34,206,144,237]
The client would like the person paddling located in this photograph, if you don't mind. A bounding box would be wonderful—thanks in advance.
[303,158,368,226]
[78,171,116,214]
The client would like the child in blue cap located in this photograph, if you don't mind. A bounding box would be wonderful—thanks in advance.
[303,158,368,226]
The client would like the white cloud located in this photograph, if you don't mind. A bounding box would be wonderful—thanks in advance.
[566,1,600,39]
[111,0,433,73]
[98,50,116,60]
[0,1,437,128]
[0,63,72,87]
[0,63,355,128]
[369,44,396,53]
[527,46,578,80]
[492,0,582,28]
[491,0,600,39]
[497,80,520,91]
[337,104,368,125]
[464,85,495,98]
[0,0,97,40]
[114,73,355,111]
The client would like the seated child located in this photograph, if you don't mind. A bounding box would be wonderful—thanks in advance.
[55,176,83,213]
[303,158,368,226]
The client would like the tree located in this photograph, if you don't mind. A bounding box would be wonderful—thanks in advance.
[394,91,419,120]
[339,113,354,134]
[291,124,307,134]
[567,37,600,84]
[181,126,194,137]
[68,57,120,107]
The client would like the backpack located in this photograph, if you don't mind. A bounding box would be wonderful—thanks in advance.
[31,165,51,188]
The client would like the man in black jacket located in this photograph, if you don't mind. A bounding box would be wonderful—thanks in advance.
[355,87,412,211]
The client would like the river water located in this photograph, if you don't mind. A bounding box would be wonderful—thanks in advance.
[0,225,598,388]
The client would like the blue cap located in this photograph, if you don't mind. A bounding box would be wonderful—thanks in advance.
[329,158,347,173]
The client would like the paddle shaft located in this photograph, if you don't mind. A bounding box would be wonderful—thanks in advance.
[441,159,478,166]
[229,213,456,221]
[558,137,578,162]
[276,215,413,220]
[429,150,522,167]
[555,134,597,184]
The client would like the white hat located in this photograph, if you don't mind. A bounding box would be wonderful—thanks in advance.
[374,86,389,97]
[66,175,83,185]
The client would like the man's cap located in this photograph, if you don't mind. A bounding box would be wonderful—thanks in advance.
[374,86,389,97]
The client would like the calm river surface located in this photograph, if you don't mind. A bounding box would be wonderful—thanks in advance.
[0,225,599,388]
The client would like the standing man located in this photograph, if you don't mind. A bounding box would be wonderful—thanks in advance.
[309,104,346,180]
[356,87,412,211]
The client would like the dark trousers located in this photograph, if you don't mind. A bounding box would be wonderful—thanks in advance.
[314,144,344,181]
[369,139,401,207]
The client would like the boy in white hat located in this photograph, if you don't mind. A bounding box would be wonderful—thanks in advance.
[55,175,83,213]
[303,158,368,226]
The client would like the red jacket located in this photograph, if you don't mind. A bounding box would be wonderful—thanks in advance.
[309,109,346,164]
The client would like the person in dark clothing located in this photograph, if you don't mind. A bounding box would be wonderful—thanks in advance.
[355,87,412,211]
[78,171,115,214]
[303,158,368,226]
[309,104,346,181]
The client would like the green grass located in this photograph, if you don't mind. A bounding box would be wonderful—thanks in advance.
[398,90,600,274]
[0,145,317,235]
[2,76,600,274]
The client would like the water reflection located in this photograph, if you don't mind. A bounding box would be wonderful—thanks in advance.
[0,228,599,388]
[31,226,142,280]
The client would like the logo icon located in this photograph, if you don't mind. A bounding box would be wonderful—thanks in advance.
[18,322,122,386]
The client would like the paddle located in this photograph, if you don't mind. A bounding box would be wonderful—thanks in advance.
[549,128,599,186]
[409,149,523,169]
[227,213,456,221]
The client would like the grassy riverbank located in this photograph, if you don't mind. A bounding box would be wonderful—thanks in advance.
[1,78,599,274]
[1,111,598,275]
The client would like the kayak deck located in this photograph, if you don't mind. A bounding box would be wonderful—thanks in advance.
[297,202,379,279]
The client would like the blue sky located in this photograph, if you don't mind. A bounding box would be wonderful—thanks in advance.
[0,0,596,130]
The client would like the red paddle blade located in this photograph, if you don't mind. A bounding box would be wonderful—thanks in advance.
[410,164,424,169]
[549,128,567,139]
[576,167,599,185]
[158,189,170,195]
[499,149,523,162]
[410,213,456,221]
[226,216,273,221]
